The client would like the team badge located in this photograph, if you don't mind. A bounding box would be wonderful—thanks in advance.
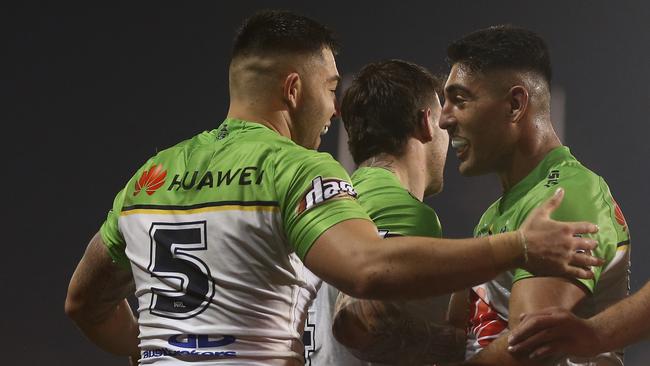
[612,197,628,232]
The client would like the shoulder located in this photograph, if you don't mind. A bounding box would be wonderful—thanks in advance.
[531,159,608,208]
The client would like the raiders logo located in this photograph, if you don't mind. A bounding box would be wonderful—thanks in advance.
[296,176,357,214]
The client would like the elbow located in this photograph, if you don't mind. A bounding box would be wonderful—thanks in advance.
[341,263,388,300]
[65,286,94,325]
[64,291,84,323]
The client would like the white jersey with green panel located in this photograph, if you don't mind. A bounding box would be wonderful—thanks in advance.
[100,118,370,365]
[466,147,631,365]
[305,167,446,366]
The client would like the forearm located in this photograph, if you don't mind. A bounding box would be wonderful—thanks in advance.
[589,281,650,352]
[333,294,465,364]
[356,232,524,299]
[65,232,139,357]
[73,298,140,357]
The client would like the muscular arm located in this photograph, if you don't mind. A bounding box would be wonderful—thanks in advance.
[508,280,650,359]
[332,292,466,364]
[304,189,600,300]
[65,232,139,359]
[463,277,587,365]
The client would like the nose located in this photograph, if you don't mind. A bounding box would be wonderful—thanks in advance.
[438,101,455,131]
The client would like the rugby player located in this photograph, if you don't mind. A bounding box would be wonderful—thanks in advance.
[64,11,602,365]
[439,25,631,365]
[323,59,464,365]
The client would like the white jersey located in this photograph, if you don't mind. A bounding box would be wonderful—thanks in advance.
[100,120,371,364]
[304,282,372,366]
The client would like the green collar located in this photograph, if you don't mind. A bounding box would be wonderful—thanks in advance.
[218,117,274,132]
[498,146,576,213]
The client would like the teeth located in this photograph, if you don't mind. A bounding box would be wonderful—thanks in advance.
[451,137,468,149]
[321,125,329,136]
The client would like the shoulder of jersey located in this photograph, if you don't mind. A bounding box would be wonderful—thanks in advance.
[539,160,603,193]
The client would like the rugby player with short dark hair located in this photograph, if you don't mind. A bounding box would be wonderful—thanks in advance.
[441,25,631,365]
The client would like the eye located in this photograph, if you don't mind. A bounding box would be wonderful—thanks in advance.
[452,95,467,107]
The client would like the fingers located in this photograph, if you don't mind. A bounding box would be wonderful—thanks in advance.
[564,265,595,280]
[508,313,555,347]
[508,328,555,355]
[566,221,600,236]
[539,187,565,214]
[570,251,604,268]
[529,341,564,360]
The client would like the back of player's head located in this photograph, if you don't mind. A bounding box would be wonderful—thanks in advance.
[232,9,339,60]
[447,25,552,86]
[342,59,441,165]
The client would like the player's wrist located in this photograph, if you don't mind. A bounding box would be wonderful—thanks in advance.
[586,315,610,354]
[487,231,527,269]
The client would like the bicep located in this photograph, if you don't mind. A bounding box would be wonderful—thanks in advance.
[303,218,380,296]
[508,277,588,329]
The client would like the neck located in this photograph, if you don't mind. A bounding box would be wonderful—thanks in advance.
[360,140,427,201]
[226,100,292,139]
[499,119,562,191]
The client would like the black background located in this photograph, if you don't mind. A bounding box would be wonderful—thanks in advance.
[6,1,649,365]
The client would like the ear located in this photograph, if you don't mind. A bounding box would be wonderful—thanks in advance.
[416,108,434,143]
[283,72,301,109]
[508,85,529,123]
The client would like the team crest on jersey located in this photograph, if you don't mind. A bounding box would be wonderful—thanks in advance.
[134,163,167,196]
[296,176,357,215]
[612,197,628,231]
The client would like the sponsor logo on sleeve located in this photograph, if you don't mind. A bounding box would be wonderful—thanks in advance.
[134,164,167,196]
[296,176,357,215]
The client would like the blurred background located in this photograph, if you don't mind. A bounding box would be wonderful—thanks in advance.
[6,1,649,365]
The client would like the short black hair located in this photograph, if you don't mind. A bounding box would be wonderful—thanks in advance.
[447,25,552,85]
[232,10,339,59]
[342,60,441,165]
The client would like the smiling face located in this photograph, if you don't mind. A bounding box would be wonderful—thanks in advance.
[292,47,340,150]
[439,63,517,176]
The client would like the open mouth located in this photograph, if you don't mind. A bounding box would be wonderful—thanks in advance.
[451,136,469,157]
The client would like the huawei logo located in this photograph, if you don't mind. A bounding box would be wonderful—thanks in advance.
[134,164,167,196]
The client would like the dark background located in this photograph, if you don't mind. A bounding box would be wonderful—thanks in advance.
[7,1,649,365]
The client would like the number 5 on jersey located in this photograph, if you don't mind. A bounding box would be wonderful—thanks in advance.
[148,221,216,319]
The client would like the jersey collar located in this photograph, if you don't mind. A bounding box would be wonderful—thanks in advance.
[217,118,275,135]
[498,146,576,214]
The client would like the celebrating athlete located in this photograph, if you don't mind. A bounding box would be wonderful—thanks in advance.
[65,11,602,365]
[440,25,631,365]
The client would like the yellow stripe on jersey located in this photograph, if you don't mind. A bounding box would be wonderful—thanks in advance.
[120,205,280,216]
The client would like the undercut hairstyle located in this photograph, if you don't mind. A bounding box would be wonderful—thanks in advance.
[232,10,339,59]
[342,60,441,165]
[447,25,552,86]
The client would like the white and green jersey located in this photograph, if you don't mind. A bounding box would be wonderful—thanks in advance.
[305,167,445,366]
[100,118,370,365]
[466,147,630,365]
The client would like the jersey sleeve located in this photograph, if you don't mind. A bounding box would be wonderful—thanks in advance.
[276,152,372,260]
[99,187,130,268]
[513,175,626,292]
